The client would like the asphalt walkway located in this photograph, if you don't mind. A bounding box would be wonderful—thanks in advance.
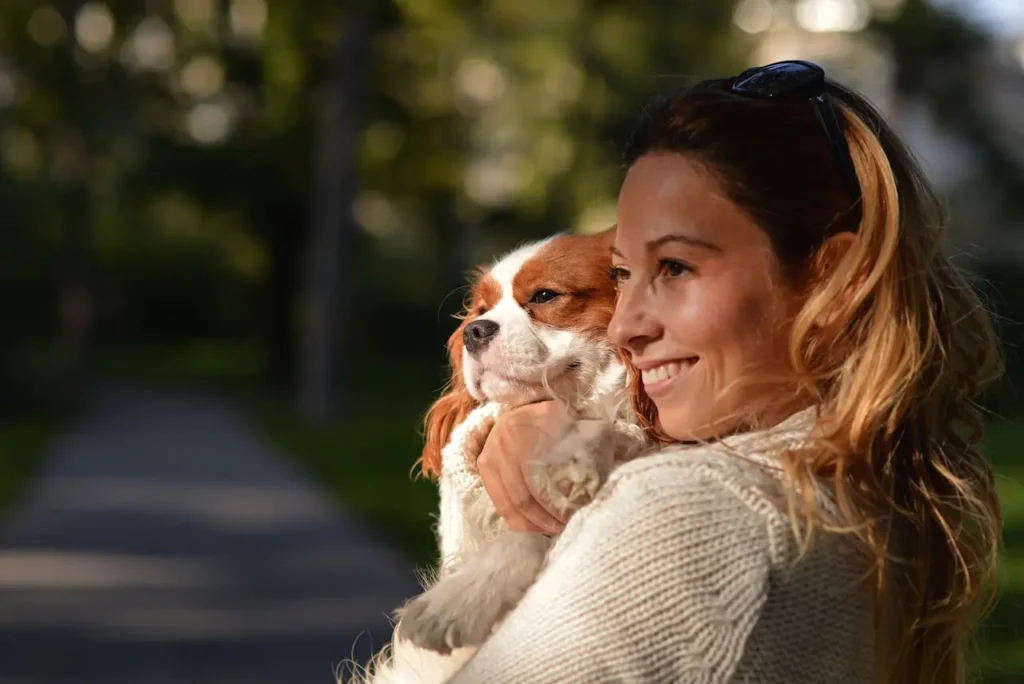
[0,385,422,683]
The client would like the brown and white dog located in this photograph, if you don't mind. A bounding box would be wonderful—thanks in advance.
[349,230,648,684]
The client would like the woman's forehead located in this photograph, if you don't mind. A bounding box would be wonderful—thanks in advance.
[615,155,759,255]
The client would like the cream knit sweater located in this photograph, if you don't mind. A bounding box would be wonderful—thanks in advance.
[442,408,876,683]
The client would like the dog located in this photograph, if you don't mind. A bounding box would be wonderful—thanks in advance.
[348,230,649,684]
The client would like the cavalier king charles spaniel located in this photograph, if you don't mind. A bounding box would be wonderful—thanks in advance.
[350,229,648,684]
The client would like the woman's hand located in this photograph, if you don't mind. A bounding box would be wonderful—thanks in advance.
[476,401,575,535]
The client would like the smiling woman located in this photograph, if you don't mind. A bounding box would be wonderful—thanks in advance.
[609,153,792,438]
[426,61,1003,684]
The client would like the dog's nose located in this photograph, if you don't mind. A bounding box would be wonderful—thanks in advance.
[463,319,500,354]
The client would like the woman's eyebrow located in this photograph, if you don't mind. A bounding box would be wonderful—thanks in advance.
[647,233,722,253]
[610,234,722,257]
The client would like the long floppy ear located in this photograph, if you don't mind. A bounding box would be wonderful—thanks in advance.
[418,318,477,479]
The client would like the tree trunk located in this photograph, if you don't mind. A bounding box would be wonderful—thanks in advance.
[262,198,307,393]
[56,0,93,377]
[298,4,374,422]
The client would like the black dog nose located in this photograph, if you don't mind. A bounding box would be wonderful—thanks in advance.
[463,319,500,354]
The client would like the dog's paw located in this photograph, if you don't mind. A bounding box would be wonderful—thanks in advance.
[397,533,550,654]
[529,420,614,516]
[396,572,503,654]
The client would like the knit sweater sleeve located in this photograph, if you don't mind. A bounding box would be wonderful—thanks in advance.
[436,403,502,568]
[447,455,775,683]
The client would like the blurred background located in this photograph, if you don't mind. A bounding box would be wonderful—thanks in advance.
[0,0,1023,682]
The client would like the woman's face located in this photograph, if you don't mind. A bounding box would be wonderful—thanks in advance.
[608,153,800,441]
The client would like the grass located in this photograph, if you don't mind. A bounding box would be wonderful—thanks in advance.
[979,413,1024,683]
[0,344,78,515]
[0,418,65,511]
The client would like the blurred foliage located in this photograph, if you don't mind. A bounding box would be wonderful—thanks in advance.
[0,0,1019,404]
[0,0,750,388]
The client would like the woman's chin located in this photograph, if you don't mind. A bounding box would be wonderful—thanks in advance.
[657,406,743,443]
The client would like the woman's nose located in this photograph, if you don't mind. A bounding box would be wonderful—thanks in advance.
[608,282,660,352]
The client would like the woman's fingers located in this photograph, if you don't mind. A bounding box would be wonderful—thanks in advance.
[501,458,566,533]
[477,432,565,532]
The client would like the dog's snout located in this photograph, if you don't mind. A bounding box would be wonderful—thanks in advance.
[464,319,500,354]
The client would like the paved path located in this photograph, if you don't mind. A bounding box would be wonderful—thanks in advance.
[0,386,423,684]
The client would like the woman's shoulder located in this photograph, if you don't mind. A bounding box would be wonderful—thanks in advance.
[599,444,793,544]
[580,409,832,566]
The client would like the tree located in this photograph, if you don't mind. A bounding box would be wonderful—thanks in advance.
[298,2,376,421]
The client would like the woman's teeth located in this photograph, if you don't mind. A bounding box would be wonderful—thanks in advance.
[641,361,687,385]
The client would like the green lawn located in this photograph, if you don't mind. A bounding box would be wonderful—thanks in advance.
[0,345,78,515]
[0,418,64,512]
[979,414,1024,683]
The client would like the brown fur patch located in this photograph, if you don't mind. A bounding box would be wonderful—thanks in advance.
[511,229,617,337]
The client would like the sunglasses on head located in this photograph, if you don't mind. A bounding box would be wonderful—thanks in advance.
[716,60,862,208]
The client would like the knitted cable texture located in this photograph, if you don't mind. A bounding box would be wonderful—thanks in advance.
[444,409,875,683]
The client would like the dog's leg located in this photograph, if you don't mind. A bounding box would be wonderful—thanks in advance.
[396,531,552,654]
[397,420,621,654]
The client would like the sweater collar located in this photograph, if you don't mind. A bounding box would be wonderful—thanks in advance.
[712,406,820,468]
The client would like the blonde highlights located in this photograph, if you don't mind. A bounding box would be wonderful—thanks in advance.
[781,102,1003,684]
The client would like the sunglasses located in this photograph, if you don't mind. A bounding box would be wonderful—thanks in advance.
[721,60,862,207]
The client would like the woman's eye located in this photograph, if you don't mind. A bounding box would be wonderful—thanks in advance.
[529,289,561,304]
[608,266,629,284]
[659,259,692,278]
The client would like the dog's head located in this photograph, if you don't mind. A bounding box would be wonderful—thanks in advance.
[420,229,619,477]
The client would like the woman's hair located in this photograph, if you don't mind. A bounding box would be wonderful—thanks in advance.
[621,80,1003,684]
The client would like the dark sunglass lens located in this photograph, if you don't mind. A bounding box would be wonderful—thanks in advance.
[733,62,820,97]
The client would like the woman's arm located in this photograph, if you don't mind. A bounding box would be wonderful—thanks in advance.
[447,456,774,683]
[437,401,586,568]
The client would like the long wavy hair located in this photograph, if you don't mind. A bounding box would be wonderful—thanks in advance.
[621,78,1003,684]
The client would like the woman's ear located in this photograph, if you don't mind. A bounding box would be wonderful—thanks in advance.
[418,324,476,479]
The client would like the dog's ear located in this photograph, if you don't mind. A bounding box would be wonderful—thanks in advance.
[419,308,477,479]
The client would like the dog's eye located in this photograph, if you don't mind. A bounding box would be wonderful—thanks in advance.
[529,289,561,304]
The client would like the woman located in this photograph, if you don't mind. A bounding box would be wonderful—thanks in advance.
[443,61,1002,683]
